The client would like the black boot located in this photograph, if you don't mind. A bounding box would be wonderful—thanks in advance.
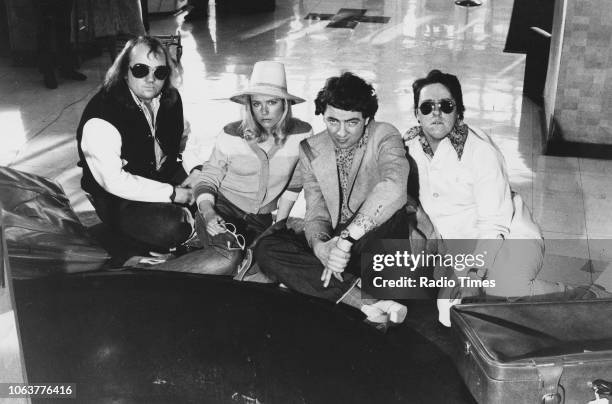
[43,70,58,89]
[184,7,207,21]
[60,69,87,81]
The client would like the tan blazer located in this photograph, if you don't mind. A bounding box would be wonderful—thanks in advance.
[299,121,410,246]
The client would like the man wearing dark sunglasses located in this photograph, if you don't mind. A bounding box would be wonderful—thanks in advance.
[76,36,199,258]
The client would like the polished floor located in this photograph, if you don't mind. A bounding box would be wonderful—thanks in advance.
[1,0,611,289]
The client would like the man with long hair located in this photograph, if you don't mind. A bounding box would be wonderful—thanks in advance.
[76,36,197,256]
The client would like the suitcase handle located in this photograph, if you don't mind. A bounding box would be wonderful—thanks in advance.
[536,361,564,404]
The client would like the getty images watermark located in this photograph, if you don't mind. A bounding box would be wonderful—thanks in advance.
[371,250,492,287]
[359,239,505,299]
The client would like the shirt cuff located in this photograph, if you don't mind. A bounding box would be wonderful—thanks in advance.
[196,193,215,206]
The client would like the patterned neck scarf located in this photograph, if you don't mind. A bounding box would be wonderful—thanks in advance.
[405,122,469,160]
[335,128,370,224]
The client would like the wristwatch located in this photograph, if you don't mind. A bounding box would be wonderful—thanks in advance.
[339,229,358,244]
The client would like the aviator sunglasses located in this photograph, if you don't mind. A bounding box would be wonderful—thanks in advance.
[129,63,170,80]
[418,99,456,115]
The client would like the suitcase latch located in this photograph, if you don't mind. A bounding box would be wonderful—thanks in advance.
[463,341,471,355]
[541,392,562,404]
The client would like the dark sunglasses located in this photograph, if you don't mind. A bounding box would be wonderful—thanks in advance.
[418,99,456,115]
[129,63,170,80]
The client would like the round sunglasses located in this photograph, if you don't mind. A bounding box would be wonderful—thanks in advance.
[219,222,246,251]
[129,63,170,80]
[418,99,456,115]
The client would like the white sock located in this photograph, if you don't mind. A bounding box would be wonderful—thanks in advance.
[372,300,408,324]
[360,304,386,322]
[437,298,461,327]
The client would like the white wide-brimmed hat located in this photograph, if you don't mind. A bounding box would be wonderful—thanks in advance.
[230,61,305,105]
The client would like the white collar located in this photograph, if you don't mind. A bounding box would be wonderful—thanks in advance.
[128,87,161,109]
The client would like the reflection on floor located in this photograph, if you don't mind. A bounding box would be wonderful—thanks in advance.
[305,8,391,28]
[1,0,611,290]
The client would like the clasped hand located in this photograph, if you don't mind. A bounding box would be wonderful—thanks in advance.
[173,186,194,205]
[172,168,201,205]
[202,211,226,236]
[314,237,351,287]
[180,168,202,189]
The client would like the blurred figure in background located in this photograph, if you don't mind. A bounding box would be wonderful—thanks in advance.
[35,0,87,89]
[183,0,209,22]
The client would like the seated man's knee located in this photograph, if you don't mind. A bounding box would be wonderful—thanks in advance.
[253,235,274,267]
[166,206,194,239]
[486,240,543,297]
[129,205,194,249]
[253,231,297,276]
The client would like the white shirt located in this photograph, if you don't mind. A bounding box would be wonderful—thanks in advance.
[405,126,512,239]
[129,90,164,170]
[80,90,177,203]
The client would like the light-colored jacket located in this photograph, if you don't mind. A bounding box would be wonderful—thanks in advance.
[193,118,313,214]
[300,121,409,246]
[405,125,513,239]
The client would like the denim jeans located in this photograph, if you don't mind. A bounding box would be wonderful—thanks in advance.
[150,193,272,275]
[198,192,273,249]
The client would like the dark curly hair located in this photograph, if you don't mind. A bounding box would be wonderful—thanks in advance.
[314,72,378,120]
[412,69,465,120]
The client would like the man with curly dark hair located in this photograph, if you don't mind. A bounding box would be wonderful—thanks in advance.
[254,72,430,328]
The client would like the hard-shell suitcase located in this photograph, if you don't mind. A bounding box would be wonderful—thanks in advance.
[450,300,612,403]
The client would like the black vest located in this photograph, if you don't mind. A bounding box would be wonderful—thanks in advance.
[76,80,184,197]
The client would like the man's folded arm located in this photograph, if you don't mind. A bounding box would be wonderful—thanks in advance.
[81,118,174,202]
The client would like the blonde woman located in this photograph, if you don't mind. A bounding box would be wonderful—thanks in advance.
[191,61,313,276]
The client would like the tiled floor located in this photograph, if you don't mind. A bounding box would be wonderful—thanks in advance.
[1,0,611,289]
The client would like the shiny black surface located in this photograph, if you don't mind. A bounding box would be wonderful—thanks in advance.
[14,272,474,403]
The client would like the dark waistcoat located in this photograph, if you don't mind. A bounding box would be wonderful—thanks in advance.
[76,80,184,198]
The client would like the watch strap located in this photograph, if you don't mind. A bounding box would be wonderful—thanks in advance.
[340,229,358,244]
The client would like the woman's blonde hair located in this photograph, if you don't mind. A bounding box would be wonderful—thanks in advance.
[239,96,293,145]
